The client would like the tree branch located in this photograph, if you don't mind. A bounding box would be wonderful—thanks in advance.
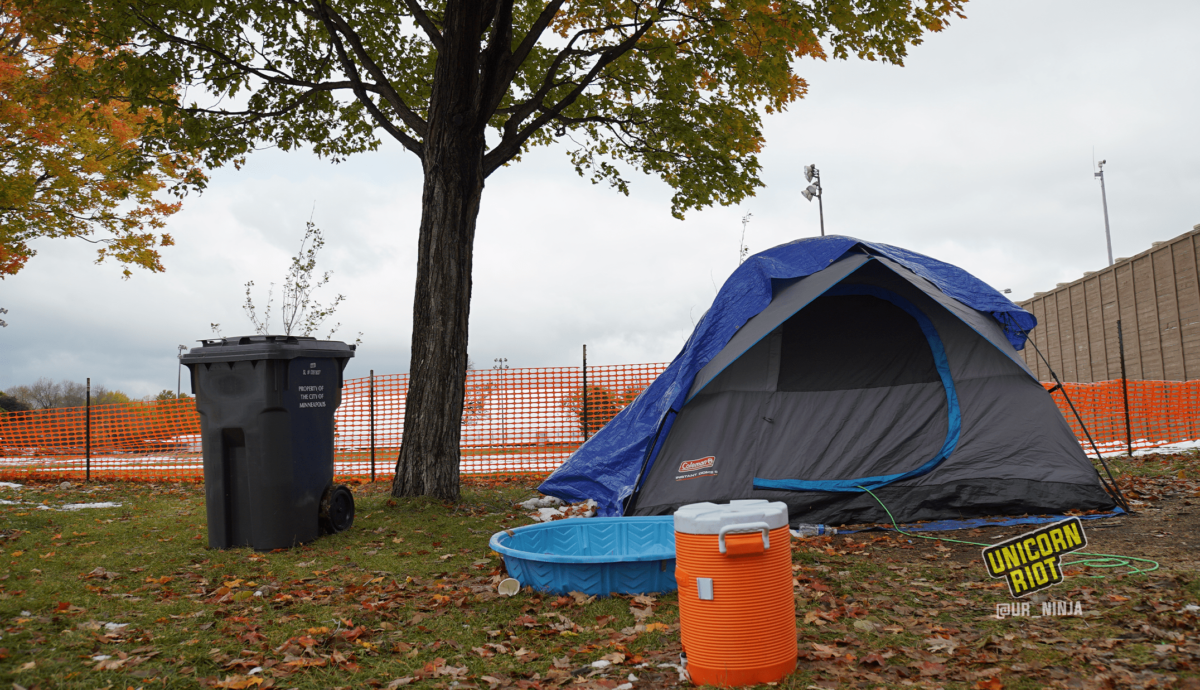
[312,1,425,156]
[484,9,662,176]
[401,0,444,53]
[315,1,430,141]
[476,0,515,121]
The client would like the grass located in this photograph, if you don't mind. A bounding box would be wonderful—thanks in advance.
[0,468,1197,690]
[0,478,689,689]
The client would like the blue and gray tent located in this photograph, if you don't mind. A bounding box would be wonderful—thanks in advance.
[539,236,1119,525]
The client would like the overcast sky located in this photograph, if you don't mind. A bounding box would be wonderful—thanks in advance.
[2,0,1198,398]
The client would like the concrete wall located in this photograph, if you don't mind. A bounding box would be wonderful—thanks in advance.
[1018,224,1200,382]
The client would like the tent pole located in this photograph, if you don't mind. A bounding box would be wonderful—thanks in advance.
[1012,318,1130,512]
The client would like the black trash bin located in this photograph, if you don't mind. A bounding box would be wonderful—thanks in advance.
[181,335,356,550]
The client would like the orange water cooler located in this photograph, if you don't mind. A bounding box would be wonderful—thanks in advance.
[674,500,796,687]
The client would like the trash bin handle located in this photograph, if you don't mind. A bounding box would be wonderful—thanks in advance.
[717,522,771,554]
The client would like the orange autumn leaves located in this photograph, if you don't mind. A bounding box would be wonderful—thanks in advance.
[0,1,203,279]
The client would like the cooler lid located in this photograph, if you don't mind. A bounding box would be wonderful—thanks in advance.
[673,500,788,535]
[180,335,356,365]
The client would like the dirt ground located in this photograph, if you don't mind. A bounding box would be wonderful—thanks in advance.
[831,453,1200,575]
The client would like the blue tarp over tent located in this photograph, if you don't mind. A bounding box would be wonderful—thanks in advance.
[538,236,1037,516]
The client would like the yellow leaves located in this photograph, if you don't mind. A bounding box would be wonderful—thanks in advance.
[212,674,264,689]
[0,8,204,279]
[644,622,670,632]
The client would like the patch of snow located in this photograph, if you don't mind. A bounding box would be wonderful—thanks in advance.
[518,496,565,510]
[528,498,597,522]
[61,502,122,511]
[0,482,21,488]
[104,623,127,631]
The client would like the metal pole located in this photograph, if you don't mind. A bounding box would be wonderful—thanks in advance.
[177,344,187,398]
[816,171,825,237]
[1117,320,1133,456]
[1095,161,1114,267]
[85,378,91,483]
[582,345,589,441]
[369,369,376,482]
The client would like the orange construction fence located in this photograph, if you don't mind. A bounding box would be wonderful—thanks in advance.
[0,363,667,482]
[1042,379,1200,455]
[1,367,1197,483]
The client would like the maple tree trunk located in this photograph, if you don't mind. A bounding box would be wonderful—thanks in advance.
[391,0,485,501]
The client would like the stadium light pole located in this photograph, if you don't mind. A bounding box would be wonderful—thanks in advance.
[493,357,509,446]
[1095,159,1132,455]
[1095,160,1114,267]
[177,344,187,398]
[802,164,824,236]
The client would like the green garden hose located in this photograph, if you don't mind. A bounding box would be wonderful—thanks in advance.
[856,486,1160,577]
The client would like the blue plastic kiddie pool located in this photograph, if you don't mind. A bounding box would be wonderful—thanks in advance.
[489,516,677,596]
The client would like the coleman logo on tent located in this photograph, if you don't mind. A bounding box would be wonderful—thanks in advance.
[677,456,718,481]
[982,518,1088,598]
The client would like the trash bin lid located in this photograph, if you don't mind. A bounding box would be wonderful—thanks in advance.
[180,335,357,364]
[673,500,788,535]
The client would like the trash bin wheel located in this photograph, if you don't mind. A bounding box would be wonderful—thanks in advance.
[319,484,355,534]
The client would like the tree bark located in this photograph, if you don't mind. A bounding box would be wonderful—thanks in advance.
[390,0,486,501]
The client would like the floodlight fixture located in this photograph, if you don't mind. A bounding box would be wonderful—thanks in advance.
[800,164,824,236]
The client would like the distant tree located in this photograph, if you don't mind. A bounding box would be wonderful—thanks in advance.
[153,389,191,401]
[5,377,82,408]
[0,390,31,412]
[93,389,131,405]
[563,385,640,437]
[0,1,205,279]
[4,378,133,408]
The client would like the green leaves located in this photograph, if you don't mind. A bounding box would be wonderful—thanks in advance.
[16,0,965,218]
